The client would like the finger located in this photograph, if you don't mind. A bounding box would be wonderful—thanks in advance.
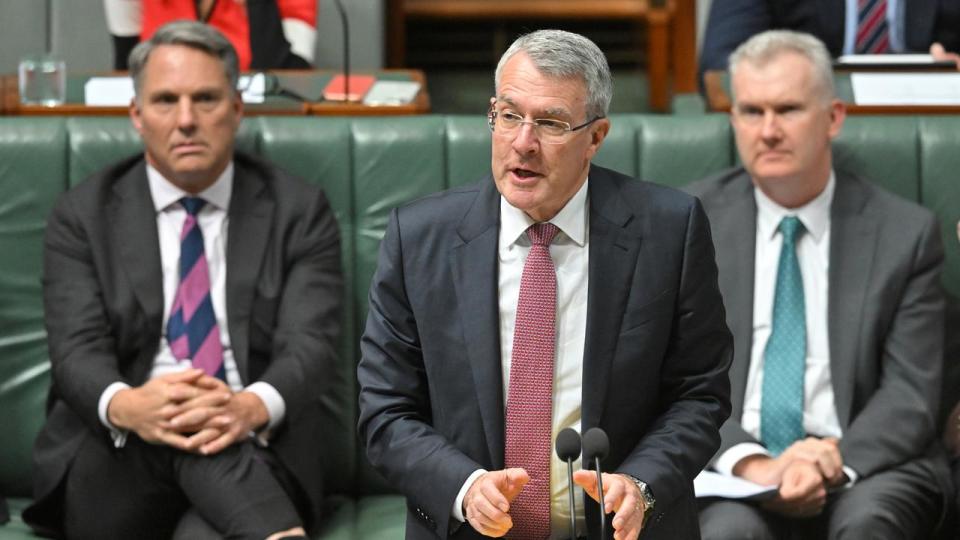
[168,391,232,417]
[602,475,627,514]
[572,470,599,501]
[168,406,227,431]
[155,429,195,451]
[194,375,230,391]
[467,506,510,536]
[612,490,640,533]
[501,468,529,501]
[183,427,222,451]
[472,490,510,523]
[199,427,242,455]
[480,479,512,513]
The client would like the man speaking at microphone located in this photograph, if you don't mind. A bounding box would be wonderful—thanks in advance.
[358,29,733,539]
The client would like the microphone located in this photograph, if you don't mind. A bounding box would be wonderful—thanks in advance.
[555,428,581,540]
[582,427,610,539]
[330,0,357,102]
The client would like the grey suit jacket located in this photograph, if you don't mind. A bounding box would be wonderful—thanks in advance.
[358,165,733,539]
[26,152,343,534]
[687,168,949,488]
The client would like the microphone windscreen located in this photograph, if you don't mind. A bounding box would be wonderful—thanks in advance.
[582,427,610,462]
[555,428,582,461]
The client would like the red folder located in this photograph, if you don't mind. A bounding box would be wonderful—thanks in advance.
[322,74,376,102]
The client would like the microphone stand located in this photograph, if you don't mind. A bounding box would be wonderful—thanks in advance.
[331,0,350,102]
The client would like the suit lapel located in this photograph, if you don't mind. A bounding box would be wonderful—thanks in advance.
[828,173,876,427]
[710,173,757,418]
[109,161,164,345]
[451,178,505,468]
[581,167,642,430]
[225,160,274,384]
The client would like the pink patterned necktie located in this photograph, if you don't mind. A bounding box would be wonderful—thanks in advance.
[165,197,225,380]
[504,222,560,540]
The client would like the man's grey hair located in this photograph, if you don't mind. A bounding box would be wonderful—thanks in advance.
[495,29,613,119]
[728,30,835,103]
[128,20,239,97]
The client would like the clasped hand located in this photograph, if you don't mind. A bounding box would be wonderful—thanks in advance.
[462,468,647,540]
[107,368,269,455]
[735,437,846,518]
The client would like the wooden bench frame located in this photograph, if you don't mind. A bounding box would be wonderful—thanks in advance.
[385,0,697,112]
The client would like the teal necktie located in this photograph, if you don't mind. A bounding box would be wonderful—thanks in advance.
[760,216,806,455]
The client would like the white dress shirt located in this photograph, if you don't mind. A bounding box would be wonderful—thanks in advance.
[716,173,857,483]
[97,163,285,444]
[453,179,590,538]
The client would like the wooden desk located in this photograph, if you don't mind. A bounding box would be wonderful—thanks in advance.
[386,0,678,112]
[1,70,431,116]
[704,69,960,115]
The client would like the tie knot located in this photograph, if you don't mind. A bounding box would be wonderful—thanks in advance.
[180,197,207,217]
[779,216,804,244]
[527,222,560,246]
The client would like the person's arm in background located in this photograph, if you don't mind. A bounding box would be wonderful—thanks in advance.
[699,0,773,88]
[277,0,317,65]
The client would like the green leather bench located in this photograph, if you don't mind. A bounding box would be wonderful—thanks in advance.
[1,114,958,538]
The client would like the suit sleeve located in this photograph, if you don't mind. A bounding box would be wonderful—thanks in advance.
[255,187,343,425]
[839,213,945,478]
[616,198,734,509]
[43,193,127,436]
[699,0,772,83]
[357,209,481,538]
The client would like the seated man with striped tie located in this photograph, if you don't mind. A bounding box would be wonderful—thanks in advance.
[22,21,342,539]
[688,30,950,539]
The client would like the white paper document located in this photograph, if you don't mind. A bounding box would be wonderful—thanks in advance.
[84,73,266,106]
[84,77,135,106]
[363,80,421,106]
[837,54,937,65]
[694,470,778,500]
[851,73,960,105]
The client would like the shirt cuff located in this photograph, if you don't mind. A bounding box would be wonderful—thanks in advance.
[98,381,131,448]
[841,465,858,486]
[452,469,488,522]
[714,442,770,477]
[245,381,285,432]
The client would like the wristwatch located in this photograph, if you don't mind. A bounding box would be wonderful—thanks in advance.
[624,475,656,526]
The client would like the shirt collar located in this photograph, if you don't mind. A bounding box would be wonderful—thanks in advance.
[147,162,234,214]
[755,171,834,243]
[500,177,589,248]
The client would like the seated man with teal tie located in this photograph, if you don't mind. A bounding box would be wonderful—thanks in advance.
[22,21,342,539]
[688,30,950,539]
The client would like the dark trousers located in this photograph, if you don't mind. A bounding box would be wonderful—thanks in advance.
[698,461,943,540]
[62,434,301,540]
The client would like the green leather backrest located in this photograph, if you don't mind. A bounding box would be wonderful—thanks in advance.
[0,119,65,496]
[1,114,959,502]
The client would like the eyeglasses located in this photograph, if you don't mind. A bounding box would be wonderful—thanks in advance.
[487,104,604,144]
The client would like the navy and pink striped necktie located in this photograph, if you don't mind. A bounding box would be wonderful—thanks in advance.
[166,197,225,380]
[855,0,890,54]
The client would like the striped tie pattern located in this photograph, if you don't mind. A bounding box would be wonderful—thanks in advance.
[504,222,560,540]
[760,216,806,455]
[855,0,890,54]
[166,197,225,380]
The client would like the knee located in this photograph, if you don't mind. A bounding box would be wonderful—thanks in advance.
[829,507,903,540]
[699,501,776,540]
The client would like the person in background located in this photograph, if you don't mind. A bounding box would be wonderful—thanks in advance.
[104,0,316,71]
[688,29,950,539]
[699,0,960,85]
[22,20,341,539]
